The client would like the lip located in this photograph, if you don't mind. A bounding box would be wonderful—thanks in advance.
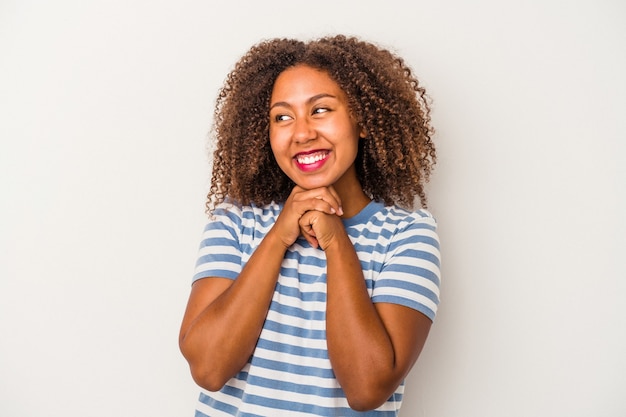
[293,149,330,172]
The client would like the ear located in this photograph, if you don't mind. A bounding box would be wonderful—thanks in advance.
[359,126,367,139]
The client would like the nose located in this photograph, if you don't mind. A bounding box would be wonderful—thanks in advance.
[292,116,316,144]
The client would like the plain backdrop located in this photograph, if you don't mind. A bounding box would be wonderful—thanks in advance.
[1,1,624,416]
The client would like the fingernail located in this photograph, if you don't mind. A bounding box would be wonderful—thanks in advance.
[338,207,344,216]
[330,208,336,214]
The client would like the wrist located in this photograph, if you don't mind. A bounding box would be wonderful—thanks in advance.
[265,226,294,251]
[322,228,352,254]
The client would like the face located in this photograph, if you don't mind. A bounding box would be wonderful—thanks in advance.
[269,65,365,192]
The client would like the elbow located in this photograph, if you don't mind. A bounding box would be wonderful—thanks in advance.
[344,386,392,412]
[346,396,387,412]
[341,372,403,412]
[189,366,230,392]
[180,341,231,392]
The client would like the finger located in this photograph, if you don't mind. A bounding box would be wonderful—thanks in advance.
[310,198,338,215]
[299,214,320,248]
[294,188,342,216]
[300,224,319,248]
[293,196,337,216]
[325,186,344,216]
[300,210,339,251]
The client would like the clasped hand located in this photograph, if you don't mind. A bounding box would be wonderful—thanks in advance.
[273,185,344,250]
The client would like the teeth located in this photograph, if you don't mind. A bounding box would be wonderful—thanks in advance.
[297,152,327,165]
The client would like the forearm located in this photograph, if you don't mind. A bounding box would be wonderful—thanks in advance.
[180,229,286,390]
[325,233,399,409]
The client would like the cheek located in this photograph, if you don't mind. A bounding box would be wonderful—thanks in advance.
[269,126,294,153]
[268,130,279,152]
[269,126,284,146]
[268,137,290,169]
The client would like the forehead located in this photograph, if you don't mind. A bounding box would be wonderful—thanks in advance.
[270,65,345,102]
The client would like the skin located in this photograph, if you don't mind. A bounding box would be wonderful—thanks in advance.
[179,65,432,411]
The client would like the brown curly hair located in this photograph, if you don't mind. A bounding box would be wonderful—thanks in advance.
[206,34,436,214]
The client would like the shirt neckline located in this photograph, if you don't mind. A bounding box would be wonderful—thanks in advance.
[341,200,384,227]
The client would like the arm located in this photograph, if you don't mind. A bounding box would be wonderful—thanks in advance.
[179,187,343,391]
[178,228,288,391]
[302,210,433,411]
[326,229,431,411]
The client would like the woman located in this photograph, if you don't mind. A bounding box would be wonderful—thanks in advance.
[179,35,441,416]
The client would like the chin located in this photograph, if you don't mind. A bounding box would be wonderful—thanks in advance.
[295,177,336,190]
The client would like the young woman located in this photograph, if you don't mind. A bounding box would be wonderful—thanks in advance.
[179,35,441,416]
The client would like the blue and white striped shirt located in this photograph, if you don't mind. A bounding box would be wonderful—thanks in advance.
[192,200,441,417]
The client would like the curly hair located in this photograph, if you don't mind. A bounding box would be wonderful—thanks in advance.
[206,34,436,214]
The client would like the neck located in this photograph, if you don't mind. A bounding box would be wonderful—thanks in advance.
[333,172,371,218]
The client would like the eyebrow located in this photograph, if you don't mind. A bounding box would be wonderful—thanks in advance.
[269,93,337,110]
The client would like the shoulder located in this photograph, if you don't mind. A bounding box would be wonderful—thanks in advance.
[344,202,439,255]
[379,205,437,227]
[348,201,437,232]
[377,205,439,250]
[209,200,282,232]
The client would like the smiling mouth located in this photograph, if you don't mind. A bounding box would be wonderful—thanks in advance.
[295,150,329,165]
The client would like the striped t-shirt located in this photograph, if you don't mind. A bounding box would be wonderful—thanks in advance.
[192,200,441,417]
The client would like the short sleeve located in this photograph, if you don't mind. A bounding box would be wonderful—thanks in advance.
[371,213,441,321]
[192,205,244,283]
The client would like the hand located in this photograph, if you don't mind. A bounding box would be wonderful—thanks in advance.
[271,185,343,248]
[299,208,344,250]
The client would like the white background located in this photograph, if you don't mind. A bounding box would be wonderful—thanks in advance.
[1,1,624,416]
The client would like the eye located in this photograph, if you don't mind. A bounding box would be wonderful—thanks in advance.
[273,114,292,122]
[312,107,330,115]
